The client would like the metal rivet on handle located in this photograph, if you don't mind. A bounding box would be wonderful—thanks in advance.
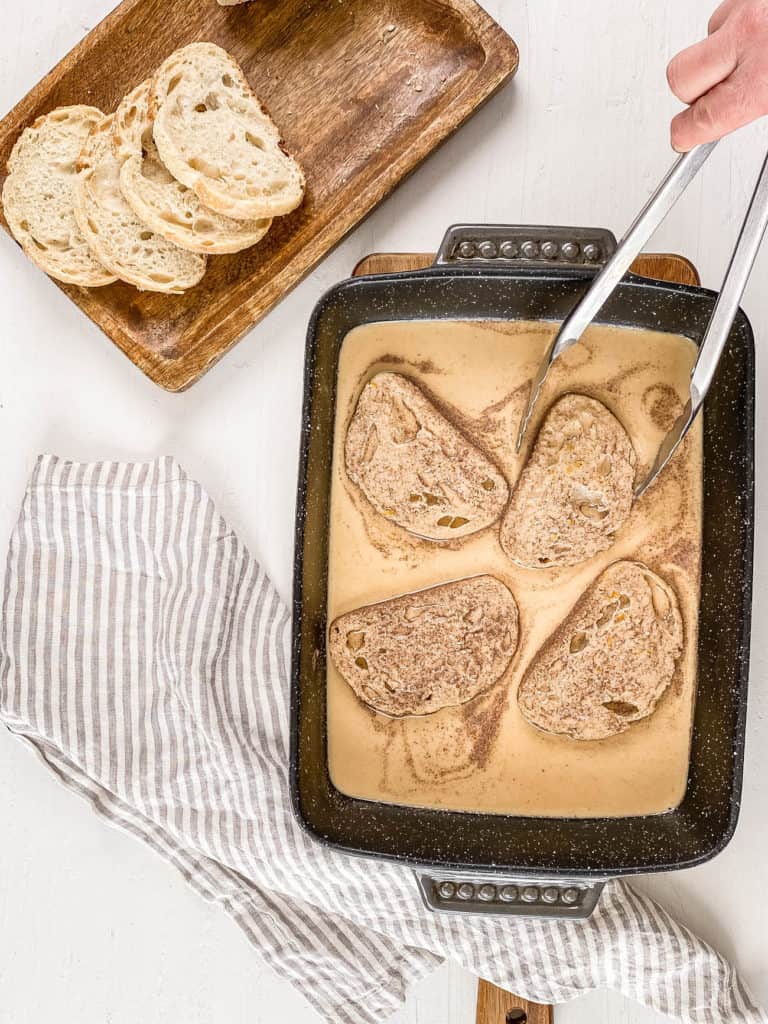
[561,241,579,260]
[542,887,559,904]
[438,881,456,899]
[478,240,498,259]
[500,240,519,259]
[478,884,496,902]
[521,240,539,259]
[457,883,475,901]
[499,885,518,902]
[583,243,600,261]
[458,241,476,258]
[541,241,558,259]
[521,886,539,903]
[562,888,581,905]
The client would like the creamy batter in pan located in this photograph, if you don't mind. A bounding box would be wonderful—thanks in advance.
[327,319,702,818]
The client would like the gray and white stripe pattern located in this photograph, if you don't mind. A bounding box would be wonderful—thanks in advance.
[0,455,764,1024]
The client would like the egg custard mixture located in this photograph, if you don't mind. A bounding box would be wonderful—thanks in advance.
[326,319,702,818]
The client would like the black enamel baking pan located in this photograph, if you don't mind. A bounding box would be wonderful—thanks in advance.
[290,225,754,919]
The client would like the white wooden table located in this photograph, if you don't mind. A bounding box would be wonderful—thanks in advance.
[1,2,766,1021]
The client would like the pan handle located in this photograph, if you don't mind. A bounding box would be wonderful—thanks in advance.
[476,979,553,1024]
[434,224,617,270]
[415,872,606,919]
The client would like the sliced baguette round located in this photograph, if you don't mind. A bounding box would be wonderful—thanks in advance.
[501,394,636,568]
[150,42,305,221]
[329,576,519,718]
[2,106,116,286]
[113,80,272,255]
[73,114,207,293]
[345,372,509,541]
[518,561,683,740]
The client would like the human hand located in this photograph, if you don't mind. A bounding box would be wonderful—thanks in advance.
[667,0,768,150]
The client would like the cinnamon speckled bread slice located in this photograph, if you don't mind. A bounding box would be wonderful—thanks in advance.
[329,576,519,717]
[501,394,636,568]
[345,372,509,541]
[151,43,305,220]
[518,561,683,740]
[113,80,272,254]
[2,106,116,286]
[74,115,207,293]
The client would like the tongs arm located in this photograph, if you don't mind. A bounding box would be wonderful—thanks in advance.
[551,142,718,365]
[516,142,718,451]
[636,147,768,496]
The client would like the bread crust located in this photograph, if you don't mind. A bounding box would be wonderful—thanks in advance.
[345,372,509,541]
[2,105,116,286]
[518,560,684,740]
[113,80,272,255]
[150,43,305,221]
[73,114,207,294]
[329,575,519,717]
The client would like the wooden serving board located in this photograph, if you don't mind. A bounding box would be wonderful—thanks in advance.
[0,0,518,391]
[353,251,701,285]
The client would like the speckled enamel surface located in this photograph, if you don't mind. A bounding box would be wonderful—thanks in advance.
[291,259,754,879]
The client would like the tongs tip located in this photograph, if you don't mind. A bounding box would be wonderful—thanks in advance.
[634,401,695,499]
[515,398,535,453]
[516,341,560,451]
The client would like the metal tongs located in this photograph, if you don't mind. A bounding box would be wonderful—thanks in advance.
[516,140,768,496]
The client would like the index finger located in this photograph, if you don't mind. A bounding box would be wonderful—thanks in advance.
[670,70,755,150]
[667,28,737,104]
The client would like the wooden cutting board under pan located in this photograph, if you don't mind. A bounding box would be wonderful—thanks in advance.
[352,248,701,1024]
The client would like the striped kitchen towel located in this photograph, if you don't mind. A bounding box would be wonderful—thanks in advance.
[0,454,764,1024]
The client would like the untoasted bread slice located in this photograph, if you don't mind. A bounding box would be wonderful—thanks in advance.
[329,576,519,717]
[501,394,636,568]
[345,372,509,541]
[518,561,683,740]
[74,115,207,293]
[151,43,305,221]
[2,106,116,286]
[113,80,272,255]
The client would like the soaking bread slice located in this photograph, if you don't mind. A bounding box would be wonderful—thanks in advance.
[329,576,519,717]
[74,115,207,293]
[2,106,116,286]
[518,561,683,740]
[345,372,509,541]
[501,394,636,568]
[113,80,272,254]
[151,43,305,221]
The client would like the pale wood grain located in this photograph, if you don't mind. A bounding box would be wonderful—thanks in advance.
[476,979,553,1024]
[0,0,518,390]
